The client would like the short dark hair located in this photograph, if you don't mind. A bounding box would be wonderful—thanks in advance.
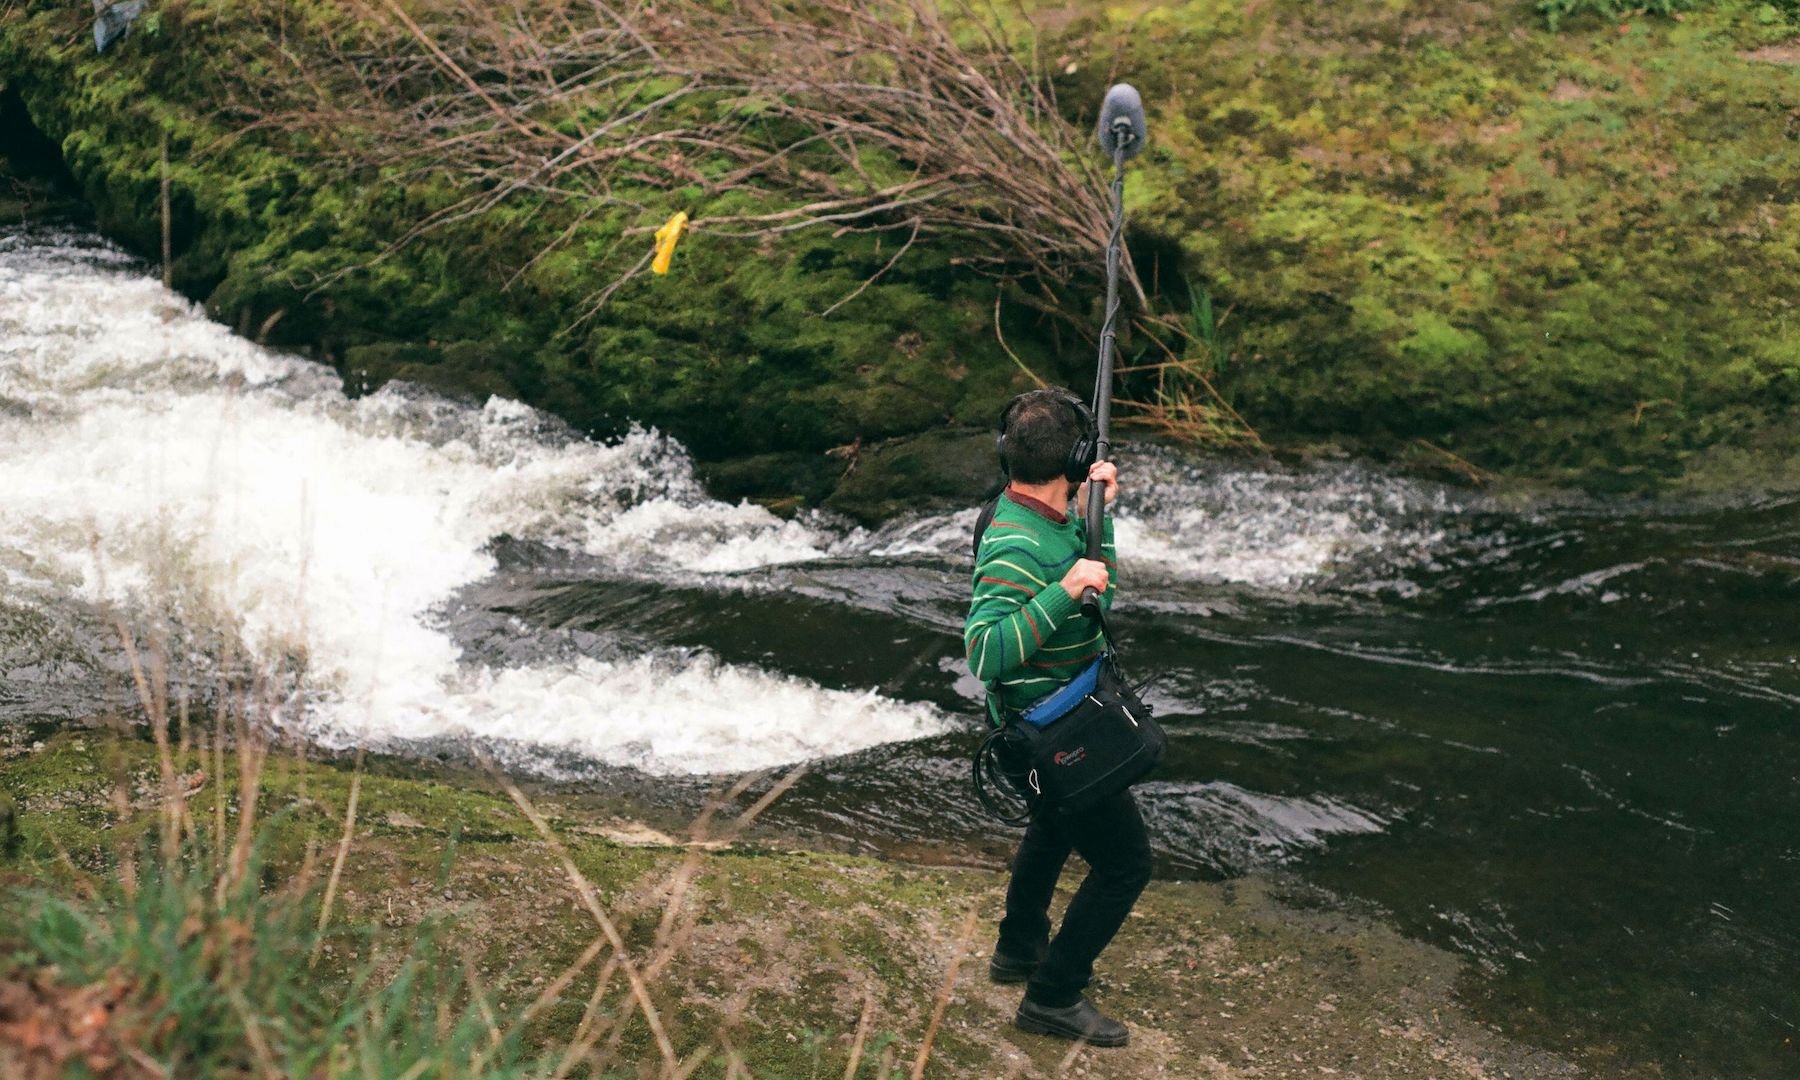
[1000,389,1086,484]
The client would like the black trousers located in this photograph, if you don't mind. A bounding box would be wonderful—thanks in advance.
[995,790,1153,1008]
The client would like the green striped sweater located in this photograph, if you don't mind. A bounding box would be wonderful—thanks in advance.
[964,489,1116,723]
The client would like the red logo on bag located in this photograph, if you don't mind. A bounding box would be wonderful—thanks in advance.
[1053,747,1087,767]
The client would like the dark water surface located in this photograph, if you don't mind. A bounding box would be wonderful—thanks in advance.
[4,229,1797,1077]
[470,491,1800,1078]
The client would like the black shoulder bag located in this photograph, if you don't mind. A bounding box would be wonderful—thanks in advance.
[970,607,1166,824]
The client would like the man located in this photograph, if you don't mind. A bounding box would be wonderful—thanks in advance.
[965,387,1151,1048]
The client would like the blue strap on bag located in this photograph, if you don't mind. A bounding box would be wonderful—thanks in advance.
[1018,657,1104,728]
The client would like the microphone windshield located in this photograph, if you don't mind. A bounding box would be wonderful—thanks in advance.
[1096,83,1147,160]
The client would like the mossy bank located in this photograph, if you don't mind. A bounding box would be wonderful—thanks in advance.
[4,1,1799,511]
[0,730,1607,1078]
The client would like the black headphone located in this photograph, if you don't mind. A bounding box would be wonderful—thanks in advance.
[996,389,1098,483]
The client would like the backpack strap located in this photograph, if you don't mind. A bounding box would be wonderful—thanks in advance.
[970,493,1003,724]
[970,493,1000,558]
[970,491,1121,724]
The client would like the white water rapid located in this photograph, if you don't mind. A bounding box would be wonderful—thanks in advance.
[0,230,1455,774]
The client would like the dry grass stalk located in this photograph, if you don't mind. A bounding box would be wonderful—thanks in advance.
[636,763,807,993]
[309,746,366,967]
[575,966,644,1071]
[453,940,506,1060]
[220,677,271,907]
[1114,315,1264,450]
[843,990,876,1080]
[86,546,140,898]
[519,933,610,1026]
[546,952,621,1080]
[911,903,980,1080]
[724,1047,750,1080]
[641,768,766,975]
[225,986,281,1079]
[1054,1036,1086,1077]
[478,750,681,1073]
[495,760,810,1078]
[393,1060,432,1080]
[38,581,876,1077]
[669,1041,716,1080]
[226,0,1139,314]
[210,674,228,884]
[112,626,178,854]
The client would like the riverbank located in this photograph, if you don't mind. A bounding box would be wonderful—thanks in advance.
[4,2,1799,510]
[1,729,1596,1078]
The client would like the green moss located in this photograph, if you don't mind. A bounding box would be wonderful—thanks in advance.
[0,733,115,803]
[839,923,909,985]
[0,1,1056,488]
[4,0,1798,499]
[1035,0,1800,486]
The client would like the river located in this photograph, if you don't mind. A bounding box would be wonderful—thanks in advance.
[2,229,1796,1077]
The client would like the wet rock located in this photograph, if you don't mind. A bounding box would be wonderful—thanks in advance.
[341,341,523,404]
[694,451,841,515]
[821,428,1001,526]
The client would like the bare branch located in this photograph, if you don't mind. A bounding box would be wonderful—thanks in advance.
[223,0,1144,323]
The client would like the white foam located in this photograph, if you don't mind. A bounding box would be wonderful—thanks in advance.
[0,231,944,773]
[826,455,1454,590]
[589,498,831,573]
[1116,458,1453,589]
[1,230,1455,776]
[340,652,945,776]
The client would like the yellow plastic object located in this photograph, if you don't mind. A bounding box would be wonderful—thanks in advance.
[652,211,688,275]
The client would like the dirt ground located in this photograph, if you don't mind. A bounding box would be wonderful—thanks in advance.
[1,735,1602,1078]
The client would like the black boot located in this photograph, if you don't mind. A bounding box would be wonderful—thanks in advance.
[987,949,1039,984]
[1014,996,1129,1047]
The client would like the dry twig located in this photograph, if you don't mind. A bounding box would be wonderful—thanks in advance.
[222,0,1138,317]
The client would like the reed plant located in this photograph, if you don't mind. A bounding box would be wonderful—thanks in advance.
[0,631,550,1077]
[0,628,974,1079]
[1114,289,1264,452]
[10,833,543,1077]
